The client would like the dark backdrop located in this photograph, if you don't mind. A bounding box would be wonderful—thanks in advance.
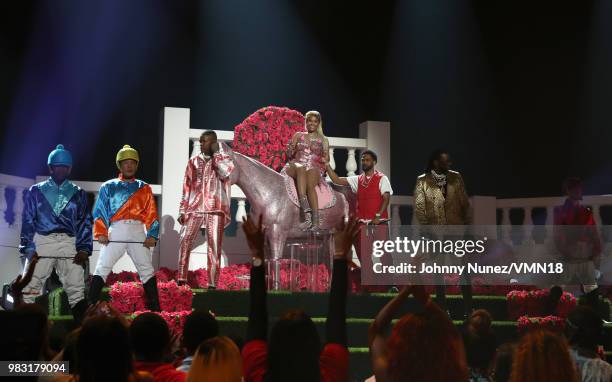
[1,0,612,198]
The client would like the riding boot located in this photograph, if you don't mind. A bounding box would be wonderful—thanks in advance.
[88,275,105,305]
[298,195,312,230]
[310,209,320,231]
[143,276,161,312]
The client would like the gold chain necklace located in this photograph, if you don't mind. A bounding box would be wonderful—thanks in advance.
[360,172,376,188]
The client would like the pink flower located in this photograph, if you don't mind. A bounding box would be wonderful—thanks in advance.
[110,282,146,314]
[517,315,565,334]
[110,280,192,314]
[506,288,576,320]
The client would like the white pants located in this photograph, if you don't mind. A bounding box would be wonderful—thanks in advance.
[22,233,86,307]
[93,220,155,283]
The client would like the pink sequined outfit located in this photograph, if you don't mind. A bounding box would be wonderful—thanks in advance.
[285,132,326,175]
[178,143,234,285]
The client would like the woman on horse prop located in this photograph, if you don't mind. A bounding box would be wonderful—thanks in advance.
[283,110,330,230]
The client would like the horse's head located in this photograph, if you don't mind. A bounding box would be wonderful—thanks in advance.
[226,145,284,188]
[219,141,240,185]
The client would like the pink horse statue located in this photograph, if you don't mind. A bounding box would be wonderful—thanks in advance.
[225,143,355,263]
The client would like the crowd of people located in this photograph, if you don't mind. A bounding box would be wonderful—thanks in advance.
[2,215,612,382]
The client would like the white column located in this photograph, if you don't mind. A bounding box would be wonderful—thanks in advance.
[500,207,511,241]
[191,138,201,158]
[159,107,191,269]
[359,121,391,180]
[235,199,247,224]
[391,205,401,226]
[501,208,511,225]
[523,207,533,225]
[0,185,7,228]
[592,205,602,227]
[13,187,24,227]
[346,149,357,176]
[546,206,554,225]
[328,147,336,170]
[523,207,533,239]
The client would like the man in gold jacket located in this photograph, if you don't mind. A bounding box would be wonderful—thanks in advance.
[414,149,473,318]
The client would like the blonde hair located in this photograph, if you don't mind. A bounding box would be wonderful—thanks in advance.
[187,336,243,382]
[304,110,325,137]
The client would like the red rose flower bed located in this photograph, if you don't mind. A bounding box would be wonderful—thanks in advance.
[273,260,331,292]
[108,282,146,313]
[507,289,576,320]
[106,263,332,294]
[110,280,193,314]
[517,315,566,334]
[106,270,140,285]
[232,106,305,172]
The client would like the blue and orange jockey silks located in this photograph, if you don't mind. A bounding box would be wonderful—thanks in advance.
[20,177,93,255]
[92,174,159,240]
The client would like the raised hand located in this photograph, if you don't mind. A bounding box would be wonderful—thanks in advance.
[242,214,265,260]
[84,301,130,327]
[12,254,39,293]
[334,218,360,260]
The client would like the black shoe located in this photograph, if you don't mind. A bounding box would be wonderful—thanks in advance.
[71,299,89,324]
[143,277,161,312]
[207,285,217,290]
[88,275,105,305]
[388,286,399,293]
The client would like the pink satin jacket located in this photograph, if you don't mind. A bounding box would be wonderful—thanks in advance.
[179,144,235,227]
